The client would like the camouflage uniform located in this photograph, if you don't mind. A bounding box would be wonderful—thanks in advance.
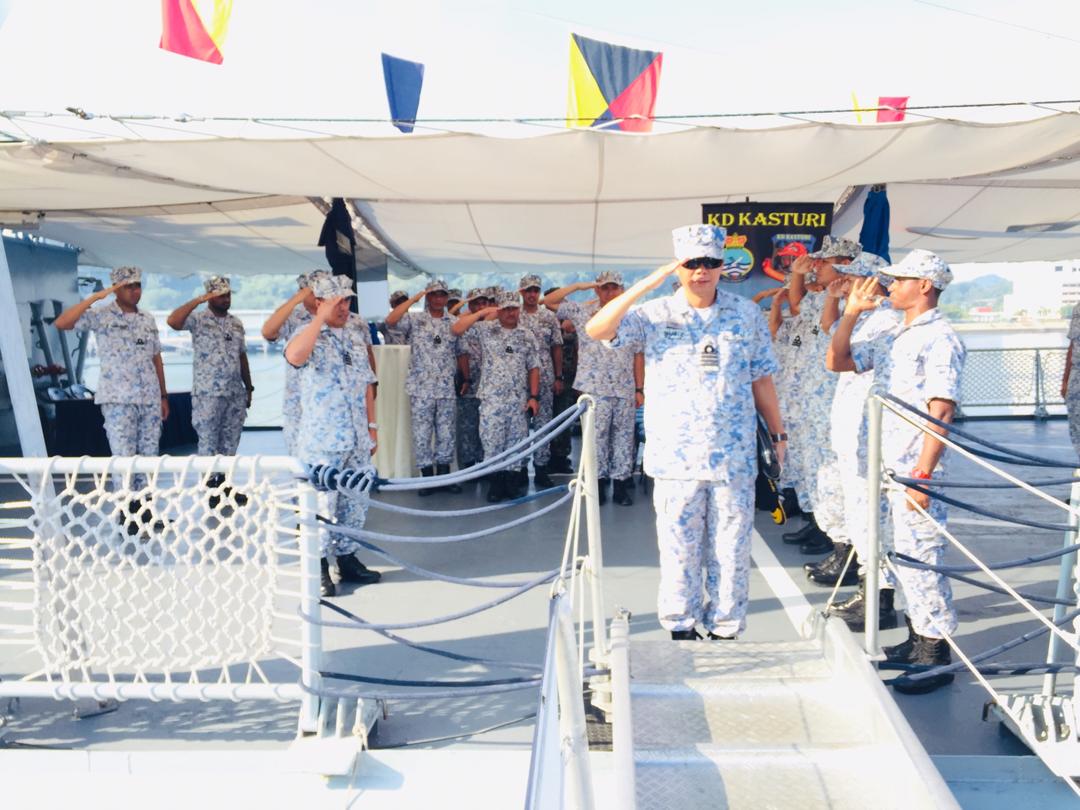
[1067,304,1080,457]
[613,225,779,636]
[518,296,563,466]
[456,290,486,467]
[398,310,459,468]
[293,312,377,558]
[614,280,778,637]
[852,253,964,640]
[830,302,903,573]
[79,293,163,488]
[472,318,540,472]
[280,305,313,456]
[179,300,248,457]
[557,299,638,479]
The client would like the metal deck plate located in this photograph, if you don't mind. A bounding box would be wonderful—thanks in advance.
[632,679,871,747]
[630,639,831,683]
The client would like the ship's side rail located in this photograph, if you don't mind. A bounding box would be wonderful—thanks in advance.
[858,392,1080,795]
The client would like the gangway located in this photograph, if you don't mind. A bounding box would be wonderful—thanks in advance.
[618,618,957,810]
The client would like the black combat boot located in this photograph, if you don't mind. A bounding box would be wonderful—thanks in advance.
[782,514,819,544]
[548,456,574,474]
[893,635,955,695]
[435,463,462,493]
[613,478,634,506]
[670,628,702,641]
[506,468,528,500]
[533,465,554,489]
[336,553,381,585]
[418,465,435,497]
[487,471,508,503]
[597,477,610,505]
[884,615,919,664]
[805,543,859,586]
[828,580,898,632]
[320,557,336,598]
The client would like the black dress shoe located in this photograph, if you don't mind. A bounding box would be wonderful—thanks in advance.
[670,629,702,641]
[612,478,634,506]
[336,553,381,585]
[782,514,818,544]
[799,532,834,555]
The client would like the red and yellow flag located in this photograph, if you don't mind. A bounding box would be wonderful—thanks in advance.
[160,0,233,65]
[567,34,662,133]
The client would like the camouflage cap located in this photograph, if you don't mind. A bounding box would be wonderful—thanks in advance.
[299,270,331,290]
[832,252,888,278]
[311,274,356,299]
[879,249,953,290]
[495,291,522,309]
[672,224,727,261]
[595,270,624,287]
[110,266,142,286]
[519,274,543,291]
[389,289,409,304]
[465,287,487,302]
[809,235,862,260]
[203,275,231,296]
[425,278,449,294]
[447,288,463,301]
[486,285,503,297]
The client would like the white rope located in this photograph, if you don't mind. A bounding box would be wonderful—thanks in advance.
[895,485,1080,655]
[877,396,1080,520]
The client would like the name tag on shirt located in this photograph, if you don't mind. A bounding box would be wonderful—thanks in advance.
[343,352,353,366]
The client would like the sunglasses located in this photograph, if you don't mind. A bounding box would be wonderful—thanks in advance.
[683,257,723,270]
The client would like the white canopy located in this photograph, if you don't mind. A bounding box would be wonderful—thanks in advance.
[4,112,1080,276]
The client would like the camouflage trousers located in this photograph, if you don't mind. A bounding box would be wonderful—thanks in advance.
[305,445,370,558]
[456,397,483,467]
[593,395,635,480]
[549,388,576,464]
[1067,385,1080,458]
[653,475,755,638]
[282,367,301,456]
[410,396,456,468]
[192,394,247,457]
[530,385,555,466]
[884,485,957,639]
[100,403,162,491]
[480,398,527,473]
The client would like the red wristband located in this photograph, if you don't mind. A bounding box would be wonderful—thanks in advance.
[909,468,932,480]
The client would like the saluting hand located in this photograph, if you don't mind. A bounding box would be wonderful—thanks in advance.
[845,276,881,315]
[790,255,814,276]
[826,278,852,299]
[316,295,344,321]
[640,260,683,292]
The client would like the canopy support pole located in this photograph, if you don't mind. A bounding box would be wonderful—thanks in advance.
[0,238,47,456]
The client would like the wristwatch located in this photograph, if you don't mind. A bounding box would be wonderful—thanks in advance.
[770,432,788,442]
[368,422,379,430]
[909,468,932,480]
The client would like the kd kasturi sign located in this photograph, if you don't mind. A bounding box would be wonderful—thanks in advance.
[702,202,833,286]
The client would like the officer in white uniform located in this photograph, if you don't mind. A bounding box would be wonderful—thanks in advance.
[285,275,381,597]
[452,291,541,502]
[829,249,964,694]
[586,225,786,640]
[56,266,169,497]
[167,276,252,459]
[385,278,461,494]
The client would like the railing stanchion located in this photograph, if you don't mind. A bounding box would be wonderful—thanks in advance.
[1048,474,1080,695]
[555,595,596,810]
[579,395,609,664]
[297,485,324,734]
[866,393,883,657]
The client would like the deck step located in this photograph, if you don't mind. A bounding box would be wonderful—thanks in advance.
[634,745,913,810]
[631,678,869,747]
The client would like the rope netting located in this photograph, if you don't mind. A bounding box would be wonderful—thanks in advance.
[0,457,313,700]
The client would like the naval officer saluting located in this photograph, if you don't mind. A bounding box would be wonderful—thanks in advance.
[586,224,786,641]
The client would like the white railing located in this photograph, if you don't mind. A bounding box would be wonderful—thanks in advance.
[526,395,635,810]
[0,455,323,733]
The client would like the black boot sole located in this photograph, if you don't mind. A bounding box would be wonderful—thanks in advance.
[892,672,955,695]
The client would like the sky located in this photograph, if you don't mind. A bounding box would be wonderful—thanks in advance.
[0,0,1077,282]
[0,0,1076,128]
